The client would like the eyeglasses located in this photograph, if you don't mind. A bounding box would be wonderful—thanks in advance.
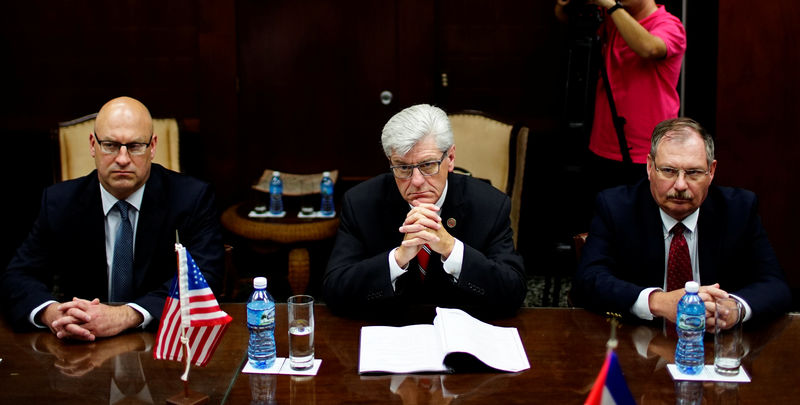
[390,151,448,179]
[93,133,153,155]
[654,166,710,182]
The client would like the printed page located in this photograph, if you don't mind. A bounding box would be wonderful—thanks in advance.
[434,307,530,372]
[359,324,449,374]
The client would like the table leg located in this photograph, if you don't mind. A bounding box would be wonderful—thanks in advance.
[288,248,310,295]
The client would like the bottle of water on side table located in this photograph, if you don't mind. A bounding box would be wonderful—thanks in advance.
[320,171,334,216]
[675,281,705,375]
[247,277,276,369]
[269,171,284,215]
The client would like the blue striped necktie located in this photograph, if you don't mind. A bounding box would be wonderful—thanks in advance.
[111,200,134,302]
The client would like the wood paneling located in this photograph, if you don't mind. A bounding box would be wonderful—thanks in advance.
[716,1,800,295]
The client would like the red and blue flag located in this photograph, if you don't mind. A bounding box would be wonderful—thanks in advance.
[585,350,636,405]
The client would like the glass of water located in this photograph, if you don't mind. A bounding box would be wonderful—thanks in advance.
[714,297,744,375]
[287,295,315,370]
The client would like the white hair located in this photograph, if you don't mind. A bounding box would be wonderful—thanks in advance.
[381,104,453,158]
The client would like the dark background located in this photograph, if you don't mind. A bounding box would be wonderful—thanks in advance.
[1,1,797,307]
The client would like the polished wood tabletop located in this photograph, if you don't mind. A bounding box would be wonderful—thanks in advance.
[1,304,798,404]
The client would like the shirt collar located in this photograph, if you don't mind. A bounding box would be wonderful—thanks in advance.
[100,184,146,216]
[659,208,699,237]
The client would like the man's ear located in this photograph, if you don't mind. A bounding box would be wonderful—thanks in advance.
[446,145,456,172]
[89,133,96,158]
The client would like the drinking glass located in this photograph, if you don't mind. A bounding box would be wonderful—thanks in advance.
[714,297,744,376]
[287,295,315,370]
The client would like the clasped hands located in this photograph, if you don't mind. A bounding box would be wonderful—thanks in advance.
[41,297,143,341]
[394,202,455,268]
[648,283,740,331]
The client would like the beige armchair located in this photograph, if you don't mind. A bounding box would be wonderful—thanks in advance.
[448,110,528,247]
[56,114,181,181]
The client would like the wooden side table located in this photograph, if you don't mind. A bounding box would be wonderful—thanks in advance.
[221,203,340,297]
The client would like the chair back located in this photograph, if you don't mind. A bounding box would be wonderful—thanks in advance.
[57,114,180,181]
[573,232,588,262]
[448,111,528,247]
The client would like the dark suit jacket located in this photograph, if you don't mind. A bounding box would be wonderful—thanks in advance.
[1,164,224,330]
[574,179,791,323]
[323,173,526,319]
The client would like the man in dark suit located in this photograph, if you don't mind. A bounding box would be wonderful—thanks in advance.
[575,118,791,328]
[1,96,223,340]
[323,104,526,319]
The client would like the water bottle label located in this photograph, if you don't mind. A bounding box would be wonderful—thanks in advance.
[678,313,704,329]
[247,307,275,326]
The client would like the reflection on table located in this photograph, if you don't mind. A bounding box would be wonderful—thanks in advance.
[0,304,798,404]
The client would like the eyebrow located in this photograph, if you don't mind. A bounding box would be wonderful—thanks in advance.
[392,155,441,165]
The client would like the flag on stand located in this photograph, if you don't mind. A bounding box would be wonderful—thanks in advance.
[585,350,636,405]
[154,243,232,367]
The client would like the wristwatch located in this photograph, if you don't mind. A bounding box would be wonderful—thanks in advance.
[608,1,623,15]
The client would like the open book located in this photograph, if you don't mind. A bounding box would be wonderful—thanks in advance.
[358,307,530,374]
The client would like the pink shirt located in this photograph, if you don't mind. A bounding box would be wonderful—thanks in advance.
[589,5,686,164]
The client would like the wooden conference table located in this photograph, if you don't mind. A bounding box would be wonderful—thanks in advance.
[1,304,798,404]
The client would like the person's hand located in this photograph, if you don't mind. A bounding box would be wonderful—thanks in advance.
[41,298,99,341]
[72,302,144,338]
[706,296,741,331]
[648,283,728,324]
[48,297,143,340]
[588,0,617,9]
[395,202,455,267]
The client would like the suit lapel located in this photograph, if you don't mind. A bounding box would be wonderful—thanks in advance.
[639,183,667,287]
[134,166,167,290]
[697,190,719,284]
[440,173,466,241]
[79,173,113,300]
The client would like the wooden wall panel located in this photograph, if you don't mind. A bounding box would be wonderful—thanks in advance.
[716,1,800,296]
[0,0,238,267]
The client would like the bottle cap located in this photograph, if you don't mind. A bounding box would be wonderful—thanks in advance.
[322,171,330,177]
[684,281,699,293]
[272,171,281,177]
[253,276,267,289]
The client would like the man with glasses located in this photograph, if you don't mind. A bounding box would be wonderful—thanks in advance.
[323,104,526,319]
[574,118,791,328]
[1,96,224,340]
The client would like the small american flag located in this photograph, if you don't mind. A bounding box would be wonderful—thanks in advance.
[154,243,232,367]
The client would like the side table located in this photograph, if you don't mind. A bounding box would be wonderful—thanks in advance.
[220,203,340,297]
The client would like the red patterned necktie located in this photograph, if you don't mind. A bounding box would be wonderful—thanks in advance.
[417,244,431,280]
[667,223,692,291]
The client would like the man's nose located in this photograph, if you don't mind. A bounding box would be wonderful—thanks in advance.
[673,172,689,190]
[410,167,426,186]
[115,146,132,165]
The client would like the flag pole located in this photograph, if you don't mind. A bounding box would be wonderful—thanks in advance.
[163,230,219,405]
[605,312,621,354]
[176,229,192,397]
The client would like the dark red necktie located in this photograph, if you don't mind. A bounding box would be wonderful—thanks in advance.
[417,244,431,280]
[667,223,692,291]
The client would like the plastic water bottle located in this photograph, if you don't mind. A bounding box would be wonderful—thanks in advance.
[269,171,283,215]
[675,281,705,375]
[247,277,276,369]
[320,171,334,216]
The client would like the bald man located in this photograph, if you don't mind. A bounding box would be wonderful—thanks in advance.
[1,97,224,340]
